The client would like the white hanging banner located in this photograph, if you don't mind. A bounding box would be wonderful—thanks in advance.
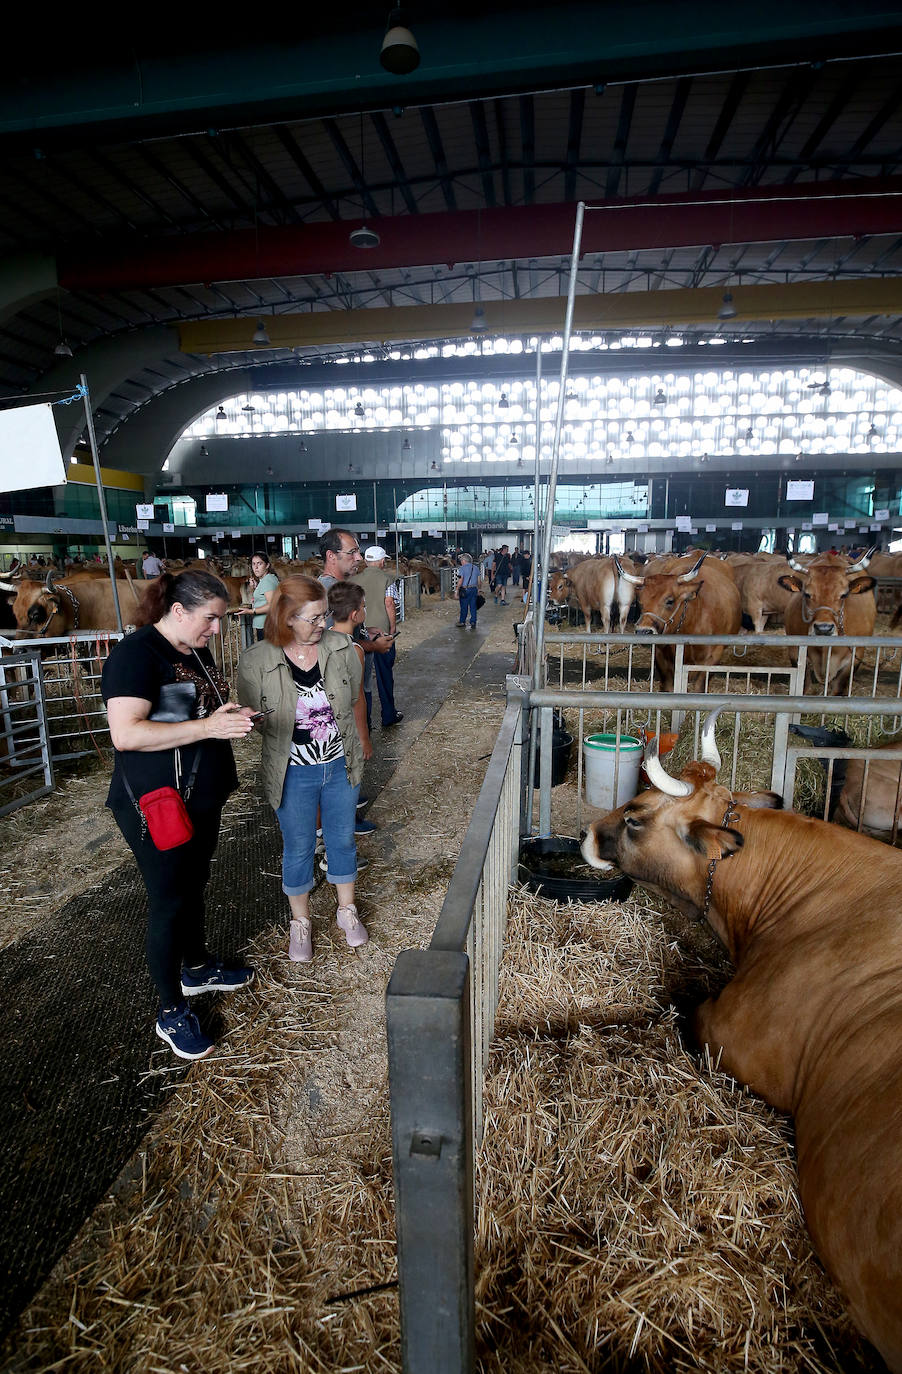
[163,522,175,533]
[731,521,743,531]
[725,488,749,507]
[137,520,150,531]
[136,503,154,521]
[336,493,357,512]
[705,524,717,532]
[0,403,66,492]
[675,515,692,531]
[205,493,228,512]
[875,508,890,521]
[812,512,829,526]
[786,480,814,501]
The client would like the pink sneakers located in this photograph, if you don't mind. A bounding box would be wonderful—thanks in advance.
[288,918,313,962]
[336,904,369,948]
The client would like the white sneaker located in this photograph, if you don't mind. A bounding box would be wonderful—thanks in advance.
[336,904,369,948]
[288,918,312,962]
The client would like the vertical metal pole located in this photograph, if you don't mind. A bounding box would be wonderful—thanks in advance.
[532,202,585,691]
[80,373,123,632]
[373,479,378,538]
[525,345,543,833]
[393,484,401,573]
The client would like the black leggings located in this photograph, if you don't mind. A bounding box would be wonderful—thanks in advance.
[111,801,223,1007]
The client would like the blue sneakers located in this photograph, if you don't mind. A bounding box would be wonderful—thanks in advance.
[354,817,377,835]
[180,960,256,996]
[156,1003,215,1060]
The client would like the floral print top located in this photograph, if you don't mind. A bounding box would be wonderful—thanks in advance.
[286,658,344,766]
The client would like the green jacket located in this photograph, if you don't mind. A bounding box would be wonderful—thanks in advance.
[237,630,364,808]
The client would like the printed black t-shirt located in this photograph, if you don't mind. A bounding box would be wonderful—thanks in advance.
[101,624,239,809]
[287,658,344,766]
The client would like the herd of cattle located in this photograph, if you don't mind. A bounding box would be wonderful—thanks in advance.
[547,546,898,694]
[582,711,902,1372]
[0,552,449,640]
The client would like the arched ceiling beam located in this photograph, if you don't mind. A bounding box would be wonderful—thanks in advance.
[100,340,902,477]
[25,325,179,455]
[59,178,902,292]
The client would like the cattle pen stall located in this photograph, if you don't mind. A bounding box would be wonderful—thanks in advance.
[387,623,902,1372]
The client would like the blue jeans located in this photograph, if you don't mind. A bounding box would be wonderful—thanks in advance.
[275,759,359,894]
[374,641,399,722]
[459,587,478,625]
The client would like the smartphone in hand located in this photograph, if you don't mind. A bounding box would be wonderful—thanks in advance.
[249,707,275,723]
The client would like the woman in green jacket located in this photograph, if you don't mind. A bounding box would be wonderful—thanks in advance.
[237,574,368,961]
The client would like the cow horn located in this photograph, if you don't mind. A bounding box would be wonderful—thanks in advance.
[847,544,877,573]
[614,555,644,587]
[700,707,723,770]
[788,556,806,572]
[44,570,55,591]
[643,736,694,797]
[676,551,707,584]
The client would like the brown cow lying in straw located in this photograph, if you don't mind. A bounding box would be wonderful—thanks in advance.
[581,710,902,1372]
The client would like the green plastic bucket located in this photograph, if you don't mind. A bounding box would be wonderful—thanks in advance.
[583,732,642,809]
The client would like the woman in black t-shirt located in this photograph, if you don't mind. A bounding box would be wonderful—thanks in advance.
[102,571,255,1061]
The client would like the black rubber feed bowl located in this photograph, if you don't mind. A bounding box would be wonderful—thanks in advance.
[518,836,633,903]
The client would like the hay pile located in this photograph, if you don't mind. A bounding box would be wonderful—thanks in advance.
[474,887,876,1373]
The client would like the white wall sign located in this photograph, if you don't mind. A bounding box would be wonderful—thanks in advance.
[786,480,814,501]
[875,508,890,521]
[230,529,241,538]
[812,512,829,526]
[868,524,880,532]
[189,537,197,544]
[137,519,149,531]
[637,524,649,533]
[802,523,813,531]
[378,529,388,538]
[135,503,154,521]
[705,524,717,532]
[725,488,749,507]
[731,521,743,531]
[828,524,839,532]
[205,493,228,512]
[844,519,857,528]
[335,493,357,512]
[163,522,175,533]
[427,528,441,537]
[308,517,322,530]
[267,535,275,542]
[675,515,692,531]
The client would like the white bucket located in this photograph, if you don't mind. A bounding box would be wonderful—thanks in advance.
[583,733,643,810]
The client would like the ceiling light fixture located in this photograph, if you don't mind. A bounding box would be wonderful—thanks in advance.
[430,460,439,472]
[298,440,308,453]
[54,339,73,358]
[354,401,365,417]
[216,405,227,421]
[471,304,487,332]
[718,290,737,320]
[402,437,411,452]
[499,392,510,409]
[242,402,255,414]
[652,388,666,407]
[252,320,271,345]
[380,5,420,74]
[199,444,208,458]
[868,422,878,439]
[349,223,380,249]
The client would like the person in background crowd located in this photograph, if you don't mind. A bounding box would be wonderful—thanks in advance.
[520,548,533,599]
[456,553,481,630]
[237,574,369,963]
[327,580,372,762]
[233,552,280,642]
[493,544,512,604]
[142,550,163,578]
[350,546,403,728]
[101,570,256,1062]
[511,547,522,587]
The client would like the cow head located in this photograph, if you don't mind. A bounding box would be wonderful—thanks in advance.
[13,573,64,633]
[616,552,706,635]
[546,572,572,605]
[778,548,876,636]
[581,710,781,918]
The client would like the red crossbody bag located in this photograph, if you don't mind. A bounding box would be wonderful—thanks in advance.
[121,749,201,850]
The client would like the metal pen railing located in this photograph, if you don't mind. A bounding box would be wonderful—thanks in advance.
[386,680,527,1374]
[0,650,54,817]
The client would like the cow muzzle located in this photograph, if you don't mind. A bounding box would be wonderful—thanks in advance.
[813,620,837,636]
[635,624,657,637]
[580,824,615,871]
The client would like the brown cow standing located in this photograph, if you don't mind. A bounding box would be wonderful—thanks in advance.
[779,550,877,694]
[835,738,902,843]
[731,554,795,632]
[581,712,902,1371]
[546,555,636,635]
[615,551,742,691]
[11,572,138,634]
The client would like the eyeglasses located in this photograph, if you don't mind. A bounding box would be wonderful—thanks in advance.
[295,612,328,626]
[340,546,361,558]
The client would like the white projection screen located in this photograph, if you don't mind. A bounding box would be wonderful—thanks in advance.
[0,403,66,492]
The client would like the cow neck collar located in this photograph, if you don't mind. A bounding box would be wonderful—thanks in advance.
[643,594,695,635]
[700,795,741,924]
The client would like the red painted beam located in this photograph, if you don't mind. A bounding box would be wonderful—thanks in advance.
[58,178,902,292]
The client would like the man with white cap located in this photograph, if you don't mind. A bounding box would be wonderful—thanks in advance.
[350,546,403,729]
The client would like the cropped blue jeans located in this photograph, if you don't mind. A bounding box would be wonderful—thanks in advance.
[275,758,359,895]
